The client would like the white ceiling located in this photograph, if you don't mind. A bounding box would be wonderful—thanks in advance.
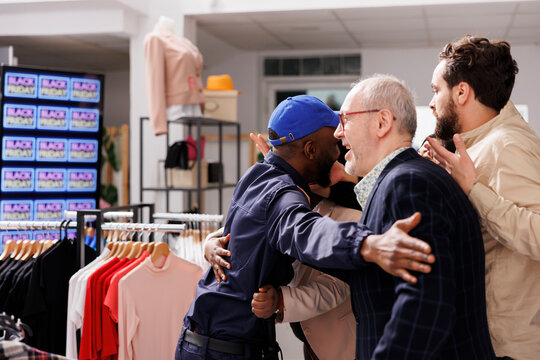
[0,34,130,73]
[193,1,540,51]
[0,1,539,72]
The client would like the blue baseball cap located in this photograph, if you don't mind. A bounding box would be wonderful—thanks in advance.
[268,95,339,146]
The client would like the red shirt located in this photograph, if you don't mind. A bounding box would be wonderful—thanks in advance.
[104,251,150,323]
[79,257,119,360]
[95,258,130,358]
[100,257,137,359]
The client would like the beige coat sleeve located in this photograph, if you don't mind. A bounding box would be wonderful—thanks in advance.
[280,262,350,323]
[144,34,168,136]
[469,143,540,260]
[278,201,359,323]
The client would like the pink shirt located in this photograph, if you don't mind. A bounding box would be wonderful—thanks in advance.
[117,253,202,360]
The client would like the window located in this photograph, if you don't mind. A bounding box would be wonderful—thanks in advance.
[264,54,361,76]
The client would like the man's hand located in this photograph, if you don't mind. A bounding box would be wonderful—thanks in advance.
[418,137,438,162]
[250,132,271,156]
[329,161,358,185]
[204,230,231,283]
[361,212,436,284]
[426,134,477,195]
[252,284,280,319]
[309,161,358,198]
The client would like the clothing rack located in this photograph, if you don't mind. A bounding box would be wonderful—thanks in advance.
[73,203,155,268]
[152,212,223,270]
[153,212,223,223]
[100,222,185,233]
[64,211,134,221]
[0,220,82,270]
[0,221,78,231]
[153,212,223,244]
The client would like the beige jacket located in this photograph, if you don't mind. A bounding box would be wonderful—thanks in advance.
[462,101,540,359]
[144,27,205,135]
[280,200,360,360]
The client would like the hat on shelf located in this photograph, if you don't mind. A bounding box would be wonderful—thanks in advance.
[205,74,236,91]
[267,95,339,146]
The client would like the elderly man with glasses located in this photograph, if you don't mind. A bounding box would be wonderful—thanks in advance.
[329,74,494,358]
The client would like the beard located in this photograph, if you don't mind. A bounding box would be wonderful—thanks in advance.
[434,97,461,141]
[316,158,334,187]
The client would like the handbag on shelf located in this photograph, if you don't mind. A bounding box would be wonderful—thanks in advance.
[164,137,208,188]
[165,140,196,170]
[185,135,205,161]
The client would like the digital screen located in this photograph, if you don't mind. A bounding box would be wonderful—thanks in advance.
[2,136,35,161]
[38,75,70,101]
[68,139,98,163]
[71,78,100,103]
[35,168,67,192]
[34,199,65,221]
[3,103,36,129]
[1,65,102,214]
[66,198,96,211]
[0,200,33,220]
[3,72,38,98]
[37,105,69,130]
[69,108,99,132]
[1,167,34,192]
[67,168,97,192]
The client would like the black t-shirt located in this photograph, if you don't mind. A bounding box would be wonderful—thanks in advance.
[0,259,26,311]
[5,258,37,318]
[0,256,16,275]
[23,240,96,355]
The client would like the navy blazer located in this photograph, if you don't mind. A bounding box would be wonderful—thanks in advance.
[350,148,495,359]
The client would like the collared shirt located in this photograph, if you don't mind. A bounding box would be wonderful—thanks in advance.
[354,147,409,209]
[183,151,371,345]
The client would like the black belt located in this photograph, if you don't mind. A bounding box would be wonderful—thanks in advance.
[184,329,246,356]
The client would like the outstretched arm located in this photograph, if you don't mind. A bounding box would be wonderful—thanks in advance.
[267,190,434,283]
[360,212,433,284]
[206,211,433,284]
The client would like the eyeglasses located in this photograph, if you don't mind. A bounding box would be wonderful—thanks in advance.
[339,109,380,128]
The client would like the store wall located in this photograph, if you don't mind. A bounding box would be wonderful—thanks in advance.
[130,0,540,212]
[103,70,130,127]
[200,37,540,136]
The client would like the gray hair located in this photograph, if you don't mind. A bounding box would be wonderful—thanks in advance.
[351,74,417,137]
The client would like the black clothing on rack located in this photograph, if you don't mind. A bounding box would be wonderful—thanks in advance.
[0,238,97,356]
[23,239,96,355]
[4,258,36,317]
[0,260,26,307]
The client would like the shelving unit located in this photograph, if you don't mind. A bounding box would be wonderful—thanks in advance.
[139,116,240,213]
